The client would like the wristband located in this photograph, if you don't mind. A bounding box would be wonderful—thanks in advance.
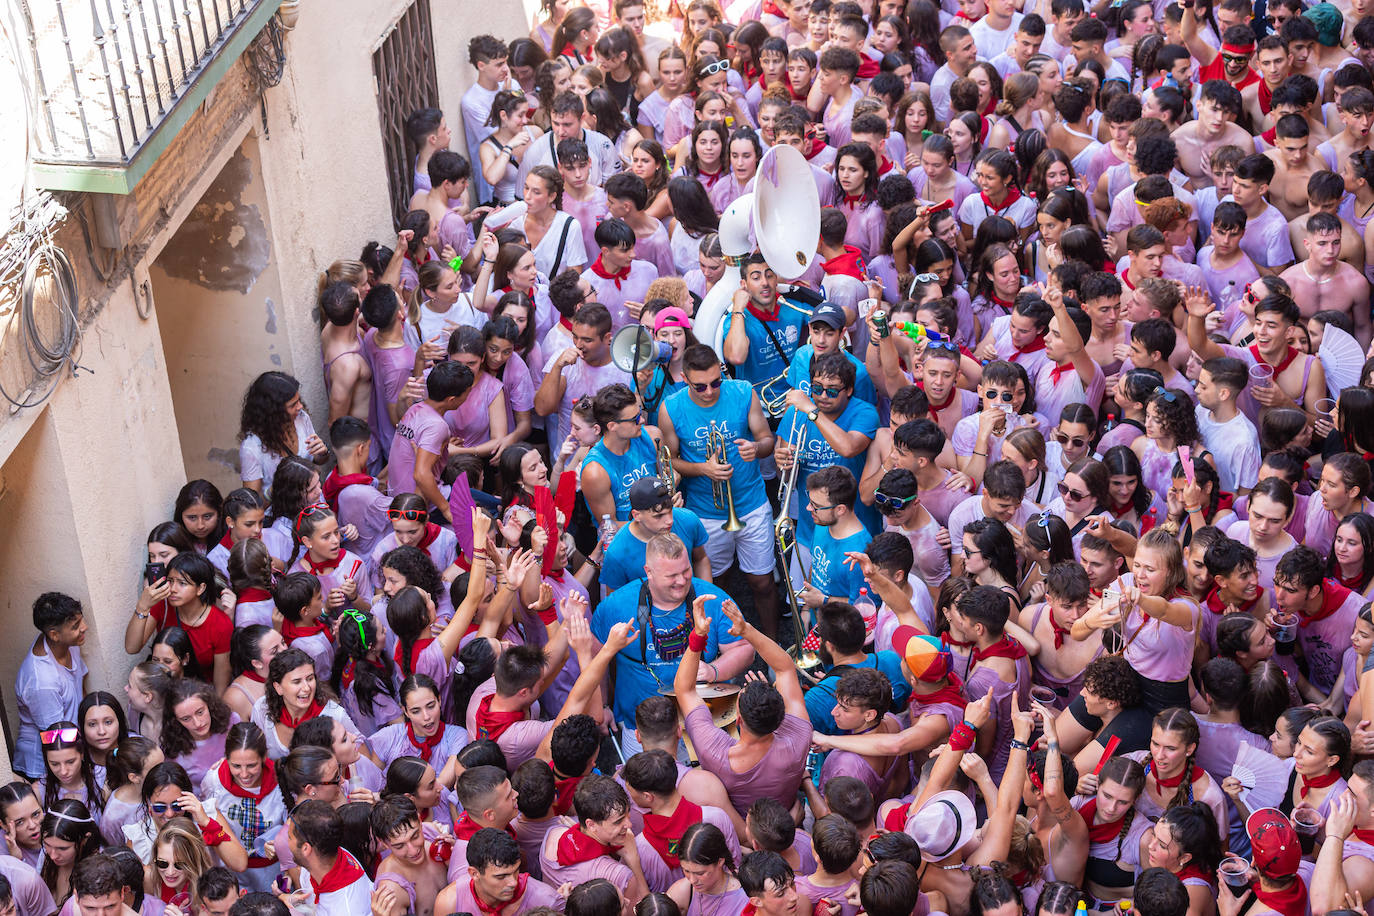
[1184,505,1203,513]
[688,630,708,653]
[201,818,230,846]
[949,720,977,752]
[537,605,559,625]
[1010,738,1032,752]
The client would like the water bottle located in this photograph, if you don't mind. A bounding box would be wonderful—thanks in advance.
[1101,413,1117,434]
[599,514,617,550]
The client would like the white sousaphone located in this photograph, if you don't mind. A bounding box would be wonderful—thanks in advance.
[692,144,822,359]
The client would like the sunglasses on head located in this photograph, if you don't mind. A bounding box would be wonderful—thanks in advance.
[699,59,731,75]
[690,377,724,392]
[40,727,78,747]
[1057,481,1089,502]
[1054,432,1088,449]
[1153,386,1178,403]
[927,341,960,354]
[296,503,328,525]
[387,507,427,522]
[874,491,918,512]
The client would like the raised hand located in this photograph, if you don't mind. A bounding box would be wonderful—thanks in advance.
[719,599,747,637]
[691,595,712,637]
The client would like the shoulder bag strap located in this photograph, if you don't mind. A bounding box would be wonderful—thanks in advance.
[550,216,575,279]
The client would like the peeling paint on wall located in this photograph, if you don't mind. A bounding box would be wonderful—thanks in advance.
[207,447,240,473]
[264,297,278,334]
[156,149,270,293]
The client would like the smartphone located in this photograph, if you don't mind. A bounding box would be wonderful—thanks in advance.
[144,562,167,585]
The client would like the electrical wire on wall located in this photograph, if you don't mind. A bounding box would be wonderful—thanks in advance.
[245,15,286,138]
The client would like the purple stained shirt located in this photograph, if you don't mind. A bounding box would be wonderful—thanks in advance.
[1224,519,1295,592]
[13,640,88,778]
[636,221,677,279]
[1196,247,1260,322]
[684,707,811,814]
[539,829,665,893]
[336,482,392,567]
[387,401,450,499]
[366,720,469,774]
[907,168,977,215]
[1298,583,1365,694]
[515,815,565,881]
[990,315,1053,380]
[964,656,1031,783]
[919,473,973,528]
[563,190,611,265]
[1033,359,1106,432]
[687,885,751,916]
[176,713,241,786]
[341,683,402,743]
[823,92,858,149]
[1194,718,1271,782]
[465,677,553,769]
[838,200,885,262]
[5,855,58,916]
[540,354,633,448]
[445,370,505,448]
[519,573,593,713]
[795,875,860,916]
[446,872,566,916]
[582,260,659,328]
[1117,574,1198,683]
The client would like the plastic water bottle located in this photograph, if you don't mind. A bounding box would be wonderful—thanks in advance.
[599,514,617,550]
[1101,413,1117,434]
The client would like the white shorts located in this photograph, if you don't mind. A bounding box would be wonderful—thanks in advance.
[701,502,777,577]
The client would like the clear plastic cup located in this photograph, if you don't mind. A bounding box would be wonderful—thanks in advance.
[1249,363,1275,389]
[1030,685,1058,706]
[1220,856,1250,896]
[1272,611,1298,643]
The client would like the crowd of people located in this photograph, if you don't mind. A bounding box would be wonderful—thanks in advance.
[19,1,1374,916]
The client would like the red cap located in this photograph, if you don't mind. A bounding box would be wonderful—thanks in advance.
[1246,808,1300,879]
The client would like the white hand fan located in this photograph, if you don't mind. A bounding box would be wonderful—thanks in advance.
[1231,743,1293,812]
[1319,325,1365,398]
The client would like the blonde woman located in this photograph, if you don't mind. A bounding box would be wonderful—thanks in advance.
[317,260,370,301]
[402,232,498,353]
[145,818,214,907]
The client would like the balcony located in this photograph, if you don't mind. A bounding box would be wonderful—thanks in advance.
[15,0,283,195]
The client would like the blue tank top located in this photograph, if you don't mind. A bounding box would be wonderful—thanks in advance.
[666,380,767,521]
[780,397,882,547]
[723,305,808,388]
[583,430,660,520]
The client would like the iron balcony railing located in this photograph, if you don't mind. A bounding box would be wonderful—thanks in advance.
[15,0,283,194]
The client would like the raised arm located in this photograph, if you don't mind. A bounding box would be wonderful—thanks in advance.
[379,230,412,291]
[718,599,806,718]
[843,551,926,633]
[1179,1,1219,66]
[436,509,493,656]
[1045,286,1095,387]
[673,595,713,718]
[1183,285,1228,362]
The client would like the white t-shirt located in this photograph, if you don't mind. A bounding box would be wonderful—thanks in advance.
[1195,407,1261,493]
[239,411,318,495]
[402,293,486,351]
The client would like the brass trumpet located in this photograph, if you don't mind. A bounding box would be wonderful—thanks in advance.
[656,439,677,492]
[775,420,822,679]
[708,422,745,532]
[760,373,792,419]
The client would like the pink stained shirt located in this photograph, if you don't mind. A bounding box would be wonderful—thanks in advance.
[387,401,450,499]
[823,92,859,149]
[445,873,566,916]
[684,706,811,814]
[464,677,554,770]
[361,329,417,463]
[445,370,505,448]
[562,190,611,264]
[539,355,634,449]
[1297,581,1366,694]
[1117,573,1198,684]
[336,481,392,562]
[919,472,974,528]
[989,314,1053,380]
[837,199,885,262]
[635,221,677,279]
[795,876,860,916]
[1033,359,1106,432]
[582,259,660,328]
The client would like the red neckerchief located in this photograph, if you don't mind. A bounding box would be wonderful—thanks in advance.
[857,56,881,79]
[1258,79,1275,114]
[453,812,519,842]
[804,136,829,160]
[1176,864,1213,884]
[406,720,446,762]
[241,670,266,684]
[558,315,575,334]
[1251,877,1307,916]
[696,167,724,189]
[1078,798,1126,844]
[556,826,621,866]
[1102,259,1117,275]
[1353,827,1374,845]
[418,522,442,550]
[1250,343,1299,376]
[590,254,632,288]
[981,186,1022,213]
[1012,336,1046,360]
[954,9,983,21]
[1121,271,1137,290]
[1300,768,1341,798]
[1110,499,1136,517]
[218,531,235,551]
[218,758,278,800]
[553,770,583,815]
[883,805,909,833]
[1049,362,1076,385]
[278,699,324,729]
[822,245,867,280]
[470,874,530,916]
[927,387,957,424]
[842,193,867,207]
[942,633,975,650]
[745,298,782,323]
[1340,571,1365,590]
[304,552,343,576]
[310,850,366,902]
[282,618,331,645]
[1205,586,1257,617]
[972,635,1028,662]
[322,470,372,514]
[502,284,536,299]
[877,156,894,175]
[762,0,788,15]
[395,636,435,674]
[237,587,272,604]
[912,673,967,711]
[1147,759,1203,789]
[989,292,1016,311]
[1302,580,1353,627]
[1048,607,1072,650]
[475,693,528,741]
[642,797,704,868]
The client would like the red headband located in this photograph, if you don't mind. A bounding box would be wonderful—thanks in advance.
[1221,42,1255,55]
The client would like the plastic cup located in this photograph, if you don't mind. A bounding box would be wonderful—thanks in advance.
[1030,685,1059,707]
[1249,363,1274,389]
[1293,807,1323,855]
[1271,611,1298,644]
[1316,398,1337,415]
[1220,856,1250,896]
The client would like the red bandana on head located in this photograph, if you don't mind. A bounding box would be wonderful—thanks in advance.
[590,254,631,289]
[475,694,528,741]
[643,797,704,868]
[556,826,621,866]
[278,699,324,729]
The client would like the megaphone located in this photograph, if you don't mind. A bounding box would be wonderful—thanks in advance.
[611,325,672,374]
[693,144,822,359]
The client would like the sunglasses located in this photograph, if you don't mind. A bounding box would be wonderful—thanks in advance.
[1221,53,1249,63]
[812,385,844,398]
[341,609,369,646]
[1153,386,1178,403]
[699,59,731,75]
[609,412,645,425]
[40,727,78,746]
[1057,481,1089,502]
[154,859,184,871]
[926,341,960,354]
[296,503,328,525]
[1054,432,1088,449]
[913,272,940,283]
[984,389,1015,402]
[874,491,918,512]
[690,378,724,392]
[150,803,185,815]
[387,507,427,522]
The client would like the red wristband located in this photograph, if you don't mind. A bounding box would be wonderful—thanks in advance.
[537,605,559,626]
[201,818,230,846]
[688,630,708,653]
[949,721,976,753]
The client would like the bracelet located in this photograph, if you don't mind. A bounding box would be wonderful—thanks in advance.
[584,557,601,570]
[1184,505,1203,513]
[1010,738,1032,752]
[502,145,512,154]
[687,630,708,653]
[949,721,977,752]
[537,604,559,625]
[973,450,988,458]
[134,610,150,620]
